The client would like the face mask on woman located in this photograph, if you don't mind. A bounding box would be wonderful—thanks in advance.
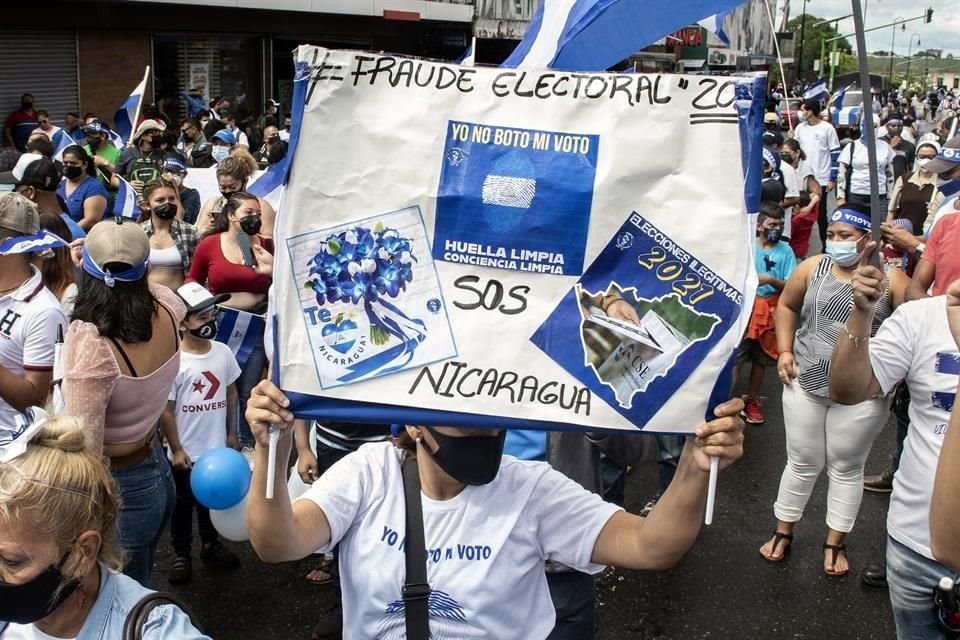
[211,146,230,163]
[152,202,178,220]
[163,172,184,187]
[63,165,84,181]
[825,236,864,267]
[238,214,262,236]
[916,158,933,173]
[0,553,80,624]
[420,427,506,486]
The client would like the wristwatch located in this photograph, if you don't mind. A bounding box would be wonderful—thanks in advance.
[915,241,926,255]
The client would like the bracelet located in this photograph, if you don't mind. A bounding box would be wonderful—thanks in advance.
[843,326,870,348]
[600,294,619,313]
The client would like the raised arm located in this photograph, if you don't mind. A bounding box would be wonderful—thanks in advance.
[591,398,744,570]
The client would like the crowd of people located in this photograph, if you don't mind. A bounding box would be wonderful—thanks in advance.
[0,74,959,640]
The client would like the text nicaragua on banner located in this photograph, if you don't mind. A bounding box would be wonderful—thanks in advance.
[273,46,759,435]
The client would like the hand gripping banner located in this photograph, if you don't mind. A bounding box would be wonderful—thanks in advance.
[272,46,764,434]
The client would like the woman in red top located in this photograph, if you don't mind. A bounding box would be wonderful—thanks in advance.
[188,192,272,450]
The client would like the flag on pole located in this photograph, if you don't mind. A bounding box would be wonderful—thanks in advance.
[456,37,476,66]
[106,127,125,150]
[113,176,141,220]
[803,78,829,104]
[698,11,731,45]
[113,71,149,144]
[502,0,746,71]
[215,308,266,368]
[53,131,78,162]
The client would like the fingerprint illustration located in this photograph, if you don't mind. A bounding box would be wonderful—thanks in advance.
[480,151,536,233]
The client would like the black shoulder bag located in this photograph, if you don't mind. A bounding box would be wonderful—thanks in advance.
[401,456,431,640]
[123,592,202,640]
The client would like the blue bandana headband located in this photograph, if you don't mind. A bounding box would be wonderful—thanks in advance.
[829,208,872,232]
[81,244,149,287]
[762,147,780,180]
[0,230,68,256]
[885,119,903,126]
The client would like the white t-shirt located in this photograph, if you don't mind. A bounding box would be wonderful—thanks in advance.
[869,296,956,559]
[794,120,840,185]
[840,139,896,196]
[0,267,67,426]
[780,163,801,236]
[168,341,241,462]
[1,623,74,639]
[299,442,622,640]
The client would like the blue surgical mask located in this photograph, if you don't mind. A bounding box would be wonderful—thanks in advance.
[211,146,229,163]
[825,239,861,267]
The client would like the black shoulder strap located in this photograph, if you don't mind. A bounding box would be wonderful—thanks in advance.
[123,592,201,640]
[108,337,139,377]
[401,456,431,640]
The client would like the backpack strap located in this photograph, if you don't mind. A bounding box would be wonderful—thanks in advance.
[123,592,201,640]
[401,456,431,640]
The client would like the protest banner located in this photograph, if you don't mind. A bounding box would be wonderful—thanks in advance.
[271,46,764,435]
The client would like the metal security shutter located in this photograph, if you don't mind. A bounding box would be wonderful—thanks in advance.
[0,30,79,126]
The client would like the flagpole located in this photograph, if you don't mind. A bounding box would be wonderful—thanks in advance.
[128,66,151,147]
[762,0,793,135]
[850,0,881,242]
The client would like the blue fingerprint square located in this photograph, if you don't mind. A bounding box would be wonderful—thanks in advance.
[433,121,599,276]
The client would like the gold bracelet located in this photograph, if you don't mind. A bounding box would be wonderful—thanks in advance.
[843,326,870,348]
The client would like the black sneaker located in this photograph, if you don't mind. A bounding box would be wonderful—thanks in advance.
[199,541,240,569]
[168,555,192,585]
[311,598,343,639]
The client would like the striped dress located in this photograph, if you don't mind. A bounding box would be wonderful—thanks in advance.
[794,256,892,397]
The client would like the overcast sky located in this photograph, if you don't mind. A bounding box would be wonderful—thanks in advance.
[784,0,960,57]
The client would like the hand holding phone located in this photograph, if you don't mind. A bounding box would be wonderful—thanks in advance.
[236,232,256,267]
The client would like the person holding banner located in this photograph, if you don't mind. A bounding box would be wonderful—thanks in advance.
[56,146,107,232]
[140,180,199,292]
[761,210,908,575]
[62,219,185,586]
[245,380,744,639]
[188,192,272,449]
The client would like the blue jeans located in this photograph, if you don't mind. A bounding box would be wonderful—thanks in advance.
[235,334,267,448]
[887,535,957,639]
[112,440,175,587]
[547,570,596,639]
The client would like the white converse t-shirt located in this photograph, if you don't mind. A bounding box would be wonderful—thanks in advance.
[869,296,957,559]
[299,442,622,639]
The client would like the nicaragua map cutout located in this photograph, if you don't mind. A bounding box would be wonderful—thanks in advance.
[531,212,741,426]
[434,121,598,276]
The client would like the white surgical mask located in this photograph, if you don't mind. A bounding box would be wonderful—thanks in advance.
[211,146,229,163]
[163,173,184,187]
[825,240,861,267]
[916,158,932,172]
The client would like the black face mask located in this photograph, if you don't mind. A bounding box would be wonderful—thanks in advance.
[764,229,783,244]
[189,318,217,339]
[63,165,84,180]
[421,427,506,486]
[0,552,80,624]
[153,202,177,220]
[238,215,262,236]
[21,101,33,110]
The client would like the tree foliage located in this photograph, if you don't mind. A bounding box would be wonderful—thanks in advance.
[787,14,852,80]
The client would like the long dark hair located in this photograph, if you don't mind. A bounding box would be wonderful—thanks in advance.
[36,212,75,301]
[71,271,157,343]
[211,191,258,235]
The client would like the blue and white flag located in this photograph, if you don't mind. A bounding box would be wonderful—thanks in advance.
[114,176,141,220]
[0,230,68,256]
[113,70,149,144]
[456,38,475,66]
[502,0,746,71]
[215,308,266,368]
[698,11,731,45]
[803,78,829,104]
[832,82,855,109]
[106,127,126,150]
[53,131,78,162]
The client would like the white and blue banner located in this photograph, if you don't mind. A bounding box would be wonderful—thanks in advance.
[216,308,266,368]
[0,230,68,256]
[272,47,763,434]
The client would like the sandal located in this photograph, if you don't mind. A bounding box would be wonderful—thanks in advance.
[304,556,334,585]
[823,543,849,577]
[760,531,793,563]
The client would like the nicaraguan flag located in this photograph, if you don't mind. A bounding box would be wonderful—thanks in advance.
[0,230,69,256]
[698,10,730,45]
[502,0,746,71]
[53,131,78,162]
[216,308,266,368]
[833,82,855,109]
[114,176,141,220]
[113,74,148,144]
[803,78,829,104]
[456,38,475,66]
[106,127,125,150]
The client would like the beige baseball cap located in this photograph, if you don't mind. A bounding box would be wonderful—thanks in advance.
[0,192,40,235]
[84,218,149,269]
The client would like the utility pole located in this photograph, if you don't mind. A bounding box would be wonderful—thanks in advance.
[795,0,808,85]
[906,34,921,87]
[889,17,905,88]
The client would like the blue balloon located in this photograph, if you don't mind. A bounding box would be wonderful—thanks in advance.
[190,448,251,510]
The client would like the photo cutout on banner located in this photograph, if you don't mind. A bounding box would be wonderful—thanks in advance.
[273,47,763,435]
